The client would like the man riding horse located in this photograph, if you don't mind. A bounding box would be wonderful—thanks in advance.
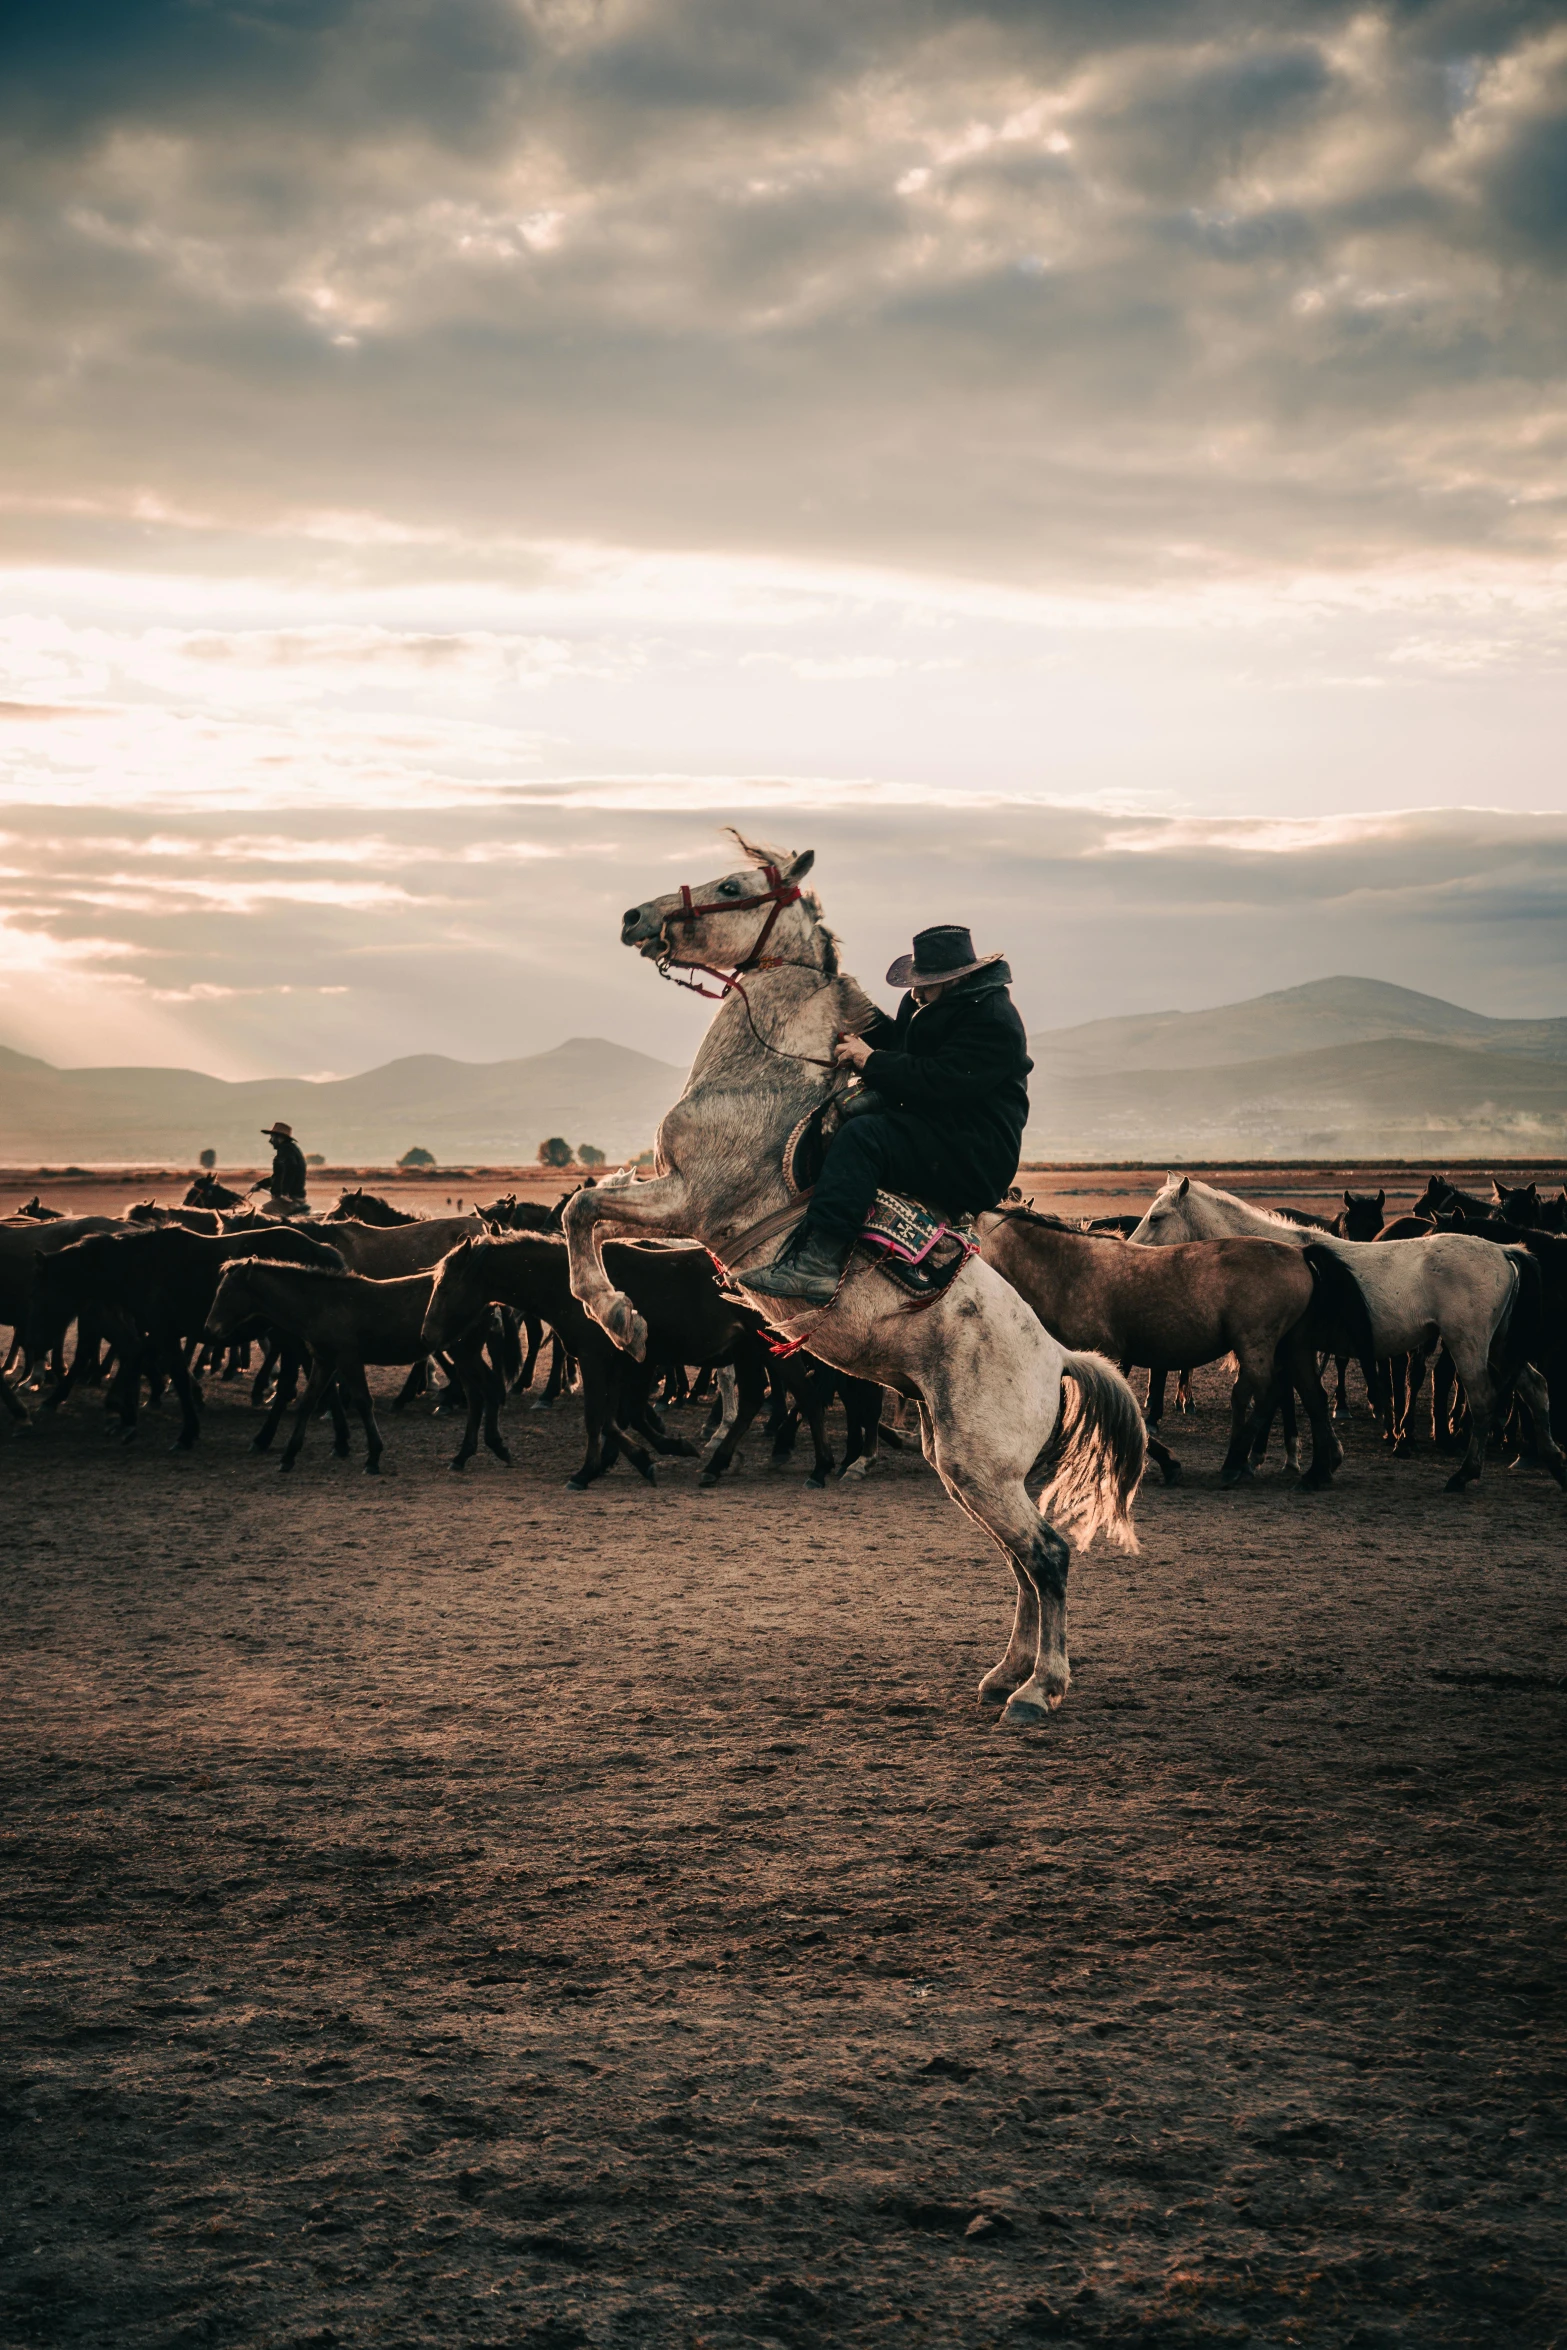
[746,923,1033,1303]
[251,1119,310,1212]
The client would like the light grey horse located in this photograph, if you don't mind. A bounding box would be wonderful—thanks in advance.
[1129,1176,1564,1492]
[562,833,1146,1725]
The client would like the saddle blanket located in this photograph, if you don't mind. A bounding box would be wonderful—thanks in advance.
[855,1190,976,1300]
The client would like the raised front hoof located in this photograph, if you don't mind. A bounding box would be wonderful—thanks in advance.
[604,1297,648,1360]
[1218,1460,1255,1489]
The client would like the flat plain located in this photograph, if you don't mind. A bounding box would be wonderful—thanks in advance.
[2,1189,1564,2348]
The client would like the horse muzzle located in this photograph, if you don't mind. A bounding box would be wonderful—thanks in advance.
[622,903,670,952]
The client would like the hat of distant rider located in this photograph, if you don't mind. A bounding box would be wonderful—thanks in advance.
[262,1120,294,1139]
[885,924,1004,991]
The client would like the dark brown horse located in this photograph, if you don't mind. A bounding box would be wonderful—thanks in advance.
[978,1212,1338,1489]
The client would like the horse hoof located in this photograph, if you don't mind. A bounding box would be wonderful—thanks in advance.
[1000,1693,1054,1729]
[1219,1463,1254,1489]
[363,1462,382,1476]
[1159,1460,1183,1487]
[564,1474,589,1492]
[449,1456,469,1472]
[976,1681,1010,1711]
[249,1438,272,1455]
[806,1473,828,1490]
[1443,1470,1477,1493]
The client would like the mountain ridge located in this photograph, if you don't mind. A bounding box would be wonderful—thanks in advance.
[3,979,1564,1164]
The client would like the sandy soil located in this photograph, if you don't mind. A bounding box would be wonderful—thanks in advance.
[3,1350,1565,2349]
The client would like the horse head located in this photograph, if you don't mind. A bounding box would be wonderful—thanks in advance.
[1127,1174,1192,1244]
[1493,1179,1541,1226]
[1339,1188,1386,1241]
[619,834,821,977]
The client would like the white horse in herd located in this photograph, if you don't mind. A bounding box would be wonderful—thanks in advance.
[563,834,1146,1726]
[1129,1176,1564,1492]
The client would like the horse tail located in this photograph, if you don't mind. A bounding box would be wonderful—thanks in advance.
[1302,1241,1377,1360]
[1039,1350,1145,1553]
[1495,1247,1537,1379]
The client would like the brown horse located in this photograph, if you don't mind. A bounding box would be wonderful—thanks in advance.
[977,1212,1339,1489]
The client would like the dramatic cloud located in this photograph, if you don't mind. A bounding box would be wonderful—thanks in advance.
[0,4,1563,1077]
[1,800,1562,1080]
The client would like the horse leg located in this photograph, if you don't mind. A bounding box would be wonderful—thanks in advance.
[340,1361,382,1473]
[1146,1431,1182,1486]
[700,1345,769,1487]
[1219,1351,1273,1486]
[1279,1326,1339,1490]
[1144,1366,1167,1429]
[280,1358,334,1472]
[512,1312,542,1396]
[916,1376,1074,1720]
[565,1354,613,1490]
[478,1346,510,1464]
[1175,1366,1195,1415]
[1441,1333,1498,1492]
[1398,1346,1434,1457]
[1331,1354,1349,1418]
[393,1358,426,1412]
[1513,1364,1567,1488]
[166,1341,204,1451]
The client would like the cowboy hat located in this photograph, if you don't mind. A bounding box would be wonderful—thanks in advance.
[885,924,1004,991]
[261,1121,295,1139]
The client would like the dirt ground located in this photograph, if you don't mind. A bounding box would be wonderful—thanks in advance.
[3,1340,1566,2347]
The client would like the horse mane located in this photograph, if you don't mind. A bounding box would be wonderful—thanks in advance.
[1158,1175,1301,1232]
[719,828,838,975]
[223,1254,351,1281]
[996,1204,1088,1233]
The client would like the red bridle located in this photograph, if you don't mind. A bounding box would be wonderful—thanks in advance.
[655,862,838,1069]
[659,862,804,1000]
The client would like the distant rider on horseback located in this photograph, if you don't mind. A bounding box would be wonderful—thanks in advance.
[746,923,1032,1304]
[252,1119,309,1211]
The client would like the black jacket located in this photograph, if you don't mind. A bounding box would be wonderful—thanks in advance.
[268,1136,309,1200]
[858,961,1032,1208]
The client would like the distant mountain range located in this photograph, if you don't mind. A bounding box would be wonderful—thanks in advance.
[0,1037,687,1167]
[2,978,1565,1166]
[1026,977,1567,1159]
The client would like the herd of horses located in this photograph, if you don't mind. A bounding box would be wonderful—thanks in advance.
[5,1166,1563,1505]
[5,841,1565,1724]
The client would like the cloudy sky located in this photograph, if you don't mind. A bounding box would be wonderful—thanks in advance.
[2,0,1565,1077]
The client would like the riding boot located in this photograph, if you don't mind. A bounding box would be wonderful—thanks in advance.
[742,1225,850,1305]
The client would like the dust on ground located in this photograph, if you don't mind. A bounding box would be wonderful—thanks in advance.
[2,1352,1564,2349]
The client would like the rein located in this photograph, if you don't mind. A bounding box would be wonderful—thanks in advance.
[656,863,838,1069]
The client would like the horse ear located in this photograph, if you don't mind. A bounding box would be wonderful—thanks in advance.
[1376,1189,1385,1208]
[783,847,815,882]
[1344,1188,1353,1206]
[1176,1175,1190,1199]
[1491,1180,1505,1201]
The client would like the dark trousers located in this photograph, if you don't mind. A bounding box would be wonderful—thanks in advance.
[805,1112,965,1247]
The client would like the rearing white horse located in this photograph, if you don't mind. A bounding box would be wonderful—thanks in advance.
[1129,1176,1564,1493]
[563,834,1146,1725]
